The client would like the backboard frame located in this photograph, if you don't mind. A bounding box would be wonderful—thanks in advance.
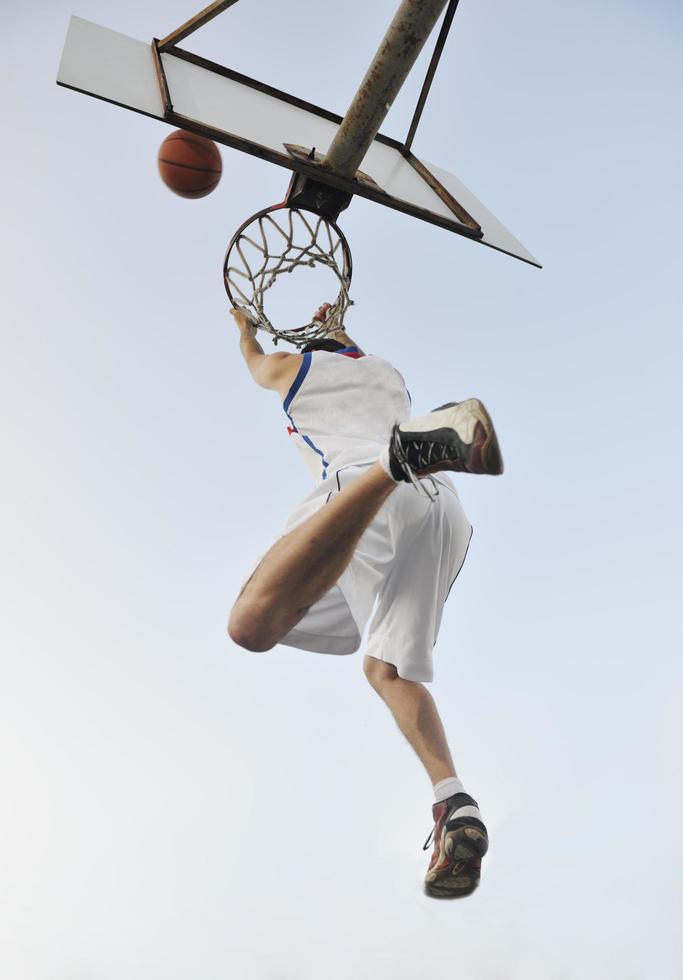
[56,10,541,268]
[150,42,483,241]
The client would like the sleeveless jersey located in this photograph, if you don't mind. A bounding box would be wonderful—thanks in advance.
[282,347,412,484]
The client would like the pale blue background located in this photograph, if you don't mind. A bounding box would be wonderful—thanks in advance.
[2,1,682,978]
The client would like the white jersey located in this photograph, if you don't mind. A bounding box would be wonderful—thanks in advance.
[282,346,412,484]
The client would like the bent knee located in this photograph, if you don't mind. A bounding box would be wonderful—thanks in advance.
[363,654,398,689]
[227,604,276,652]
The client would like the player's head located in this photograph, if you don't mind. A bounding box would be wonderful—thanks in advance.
[301,337,347,353]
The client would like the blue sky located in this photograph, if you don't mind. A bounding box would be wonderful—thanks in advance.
[2,1,682,978]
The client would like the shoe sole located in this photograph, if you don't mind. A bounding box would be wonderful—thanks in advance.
[424,825,489,899]
[403,399,504,476]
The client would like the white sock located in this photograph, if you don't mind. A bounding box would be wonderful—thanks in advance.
[433,776,466,802]
[433,776,484,821]
[377,445,399,482]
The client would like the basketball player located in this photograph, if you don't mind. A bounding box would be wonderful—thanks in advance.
[228,302,502,898]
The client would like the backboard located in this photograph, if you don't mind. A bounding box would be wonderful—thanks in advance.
[57,15,540,268]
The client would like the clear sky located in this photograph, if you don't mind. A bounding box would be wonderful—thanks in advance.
[2,1,682,978]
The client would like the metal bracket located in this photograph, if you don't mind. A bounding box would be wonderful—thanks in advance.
[283,144,388,220]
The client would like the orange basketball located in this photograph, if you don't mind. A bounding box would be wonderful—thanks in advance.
[158,130,223,199]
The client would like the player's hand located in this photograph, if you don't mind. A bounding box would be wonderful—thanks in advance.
[230,306,258,336]
[312,302,332,323]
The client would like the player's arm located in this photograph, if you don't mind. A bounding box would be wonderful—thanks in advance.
[231,308,299,390]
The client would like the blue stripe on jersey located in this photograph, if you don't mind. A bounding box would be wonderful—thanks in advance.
[298,429,330,480]
[282,351,330,480]
[285,408,330,481]
[283,351,312,414]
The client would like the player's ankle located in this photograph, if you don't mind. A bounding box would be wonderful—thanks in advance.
[378,444,403,483]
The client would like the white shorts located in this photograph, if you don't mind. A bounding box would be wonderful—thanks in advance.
[241,464,472,683]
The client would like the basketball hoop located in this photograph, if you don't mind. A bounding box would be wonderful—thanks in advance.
[223,205,353,347]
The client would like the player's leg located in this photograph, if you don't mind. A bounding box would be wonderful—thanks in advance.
[364,655,488,898]
[363,656,456,783]
[361,481,487,897]
[228,462,395,651]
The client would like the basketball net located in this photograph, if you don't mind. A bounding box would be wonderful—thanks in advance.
[224,206,352,347]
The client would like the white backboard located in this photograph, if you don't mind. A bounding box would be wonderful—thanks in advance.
[57,16,540,267]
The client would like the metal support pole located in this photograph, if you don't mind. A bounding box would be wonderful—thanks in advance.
[158,0,241,52]
[404,0,460,153]
[322,0,450,179]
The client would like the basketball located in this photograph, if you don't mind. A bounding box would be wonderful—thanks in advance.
[157,130,223,199]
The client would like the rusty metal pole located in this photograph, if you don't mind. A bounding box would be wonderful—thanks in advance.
[322,0,450,179]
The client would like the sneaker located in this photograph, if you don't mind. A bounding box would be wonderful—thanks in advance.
[388,399,503,493]
[423,792,489,898]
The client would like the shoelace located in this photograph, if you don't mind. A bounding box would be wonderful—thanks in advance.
[413,440,454,470]
[422,826,435,851]
[390,426,440,503]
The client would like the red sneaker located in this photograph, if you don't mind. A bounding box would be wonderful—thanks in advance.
[423,792,489,898]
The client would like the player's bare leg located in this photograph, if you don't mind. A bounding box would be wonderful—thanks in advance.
[362,656,456,783]
[228,463,396,650]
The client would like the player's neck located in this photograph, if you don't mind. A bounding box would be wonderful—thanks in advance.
[328,330,361,353]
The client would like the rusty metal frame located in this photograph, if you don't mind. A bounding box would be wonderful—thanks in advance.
[158,0,461,156]
[151,39,173,115]
[150,43,483,241]
[151,1,482,239]
[157,0,241,53]
[403,152,479,231]
[404,0,460,153]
